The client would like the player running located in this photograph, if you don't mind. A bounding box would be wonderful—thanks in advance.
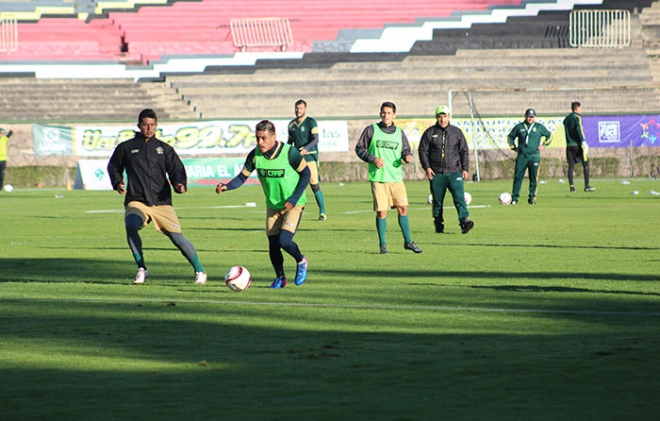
[216,120,310,289]
[107,109,207,285]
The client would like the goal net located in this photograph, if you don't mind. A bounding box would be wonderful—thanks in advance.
[447,86,660,180]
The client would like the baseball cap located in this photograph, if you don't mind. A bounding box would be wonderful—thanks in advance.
[525,108,536,117]
[435,105,450,115]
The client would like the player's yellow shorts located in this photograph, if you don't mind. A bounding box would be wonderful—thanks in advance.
[266,205,304,236]
[125,201,182,234]
[371,181,409,212]
[306,160,320,185]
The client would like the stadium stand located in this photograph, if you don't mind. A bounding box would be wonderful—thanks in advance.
[168,47,656,119]
[0,77,197,121]
[0,0,527,63]
[0,0,659,123]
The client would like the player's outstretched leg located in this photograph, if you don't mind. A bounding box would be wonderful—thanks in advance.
[166,232,206,284]
[125,214,148,284]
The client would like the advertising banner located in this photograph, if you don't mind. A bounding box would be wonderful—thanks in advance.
[70,119,349,157]
[398,117,567,151]
[583,115,660,148]
[75,157,258,190]
[32,124,74,156]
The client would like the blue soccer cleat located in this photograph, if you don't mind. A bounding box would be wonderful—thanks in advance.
[270,277,288,289]
[294,257,308,286]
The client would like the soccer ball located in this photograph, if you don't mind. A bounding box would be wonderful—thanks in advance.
[464,192,472,205]
[225,266,251,292]
[498,192,512,205]
[427,193,433,204]
[3,184,13,193]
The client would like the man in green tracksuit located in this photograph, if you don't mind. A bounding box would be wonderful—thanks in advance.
[507,108,553,205]
[418,105,474,234]
[563,101,595,193]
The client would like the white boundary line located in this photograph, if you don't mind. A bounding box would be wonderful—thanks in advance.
[2,297,659,317]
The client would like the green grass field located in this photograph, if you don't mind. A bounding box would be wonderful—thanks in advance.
[1,178,659,420]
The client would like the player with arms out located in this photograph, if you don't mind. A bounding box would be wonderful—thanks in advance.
[107,109,207,285]
[216,120,310,289]
[355,101,422,255]
[288,99,327,220]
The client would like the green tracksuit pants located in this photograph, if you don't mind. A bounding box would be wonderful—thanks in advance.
[512,153,541,203]
[431,172,469,224]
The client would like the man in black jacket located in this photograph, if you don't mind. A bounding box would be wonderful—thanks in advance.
[107,109,207,285]
[418,105,474,234]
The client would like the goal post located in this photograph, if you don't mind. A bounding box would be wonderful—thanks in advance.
[447,86,660,181]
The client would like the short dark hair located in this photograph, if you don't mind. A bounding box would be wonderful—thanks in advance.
[256,120,276,134]
[571,101,581,111]
[138,108,157,124]
[295,99,307,107]
[380,101,396,113]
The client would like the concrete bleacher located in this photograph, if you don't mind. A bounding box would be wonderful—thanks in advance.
[168,47,658,119]
[0,77,197,122]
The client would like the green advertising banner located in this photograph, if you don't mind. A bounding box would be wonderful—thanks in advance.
[75,157,259,190]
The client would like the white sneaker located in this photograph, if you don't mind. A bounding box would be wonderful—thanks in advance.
[194,271,207,285]
[133,268,149,284]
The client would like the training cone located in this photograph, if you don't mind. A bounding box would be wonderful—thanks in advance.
[66,179,72,191]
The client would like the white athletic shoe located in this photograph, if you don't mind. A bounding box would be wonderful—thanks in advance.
[194,271,207,285]
[133,268,149,285]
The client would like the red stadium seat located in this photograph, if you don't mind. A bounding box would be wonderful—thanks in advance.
[0,0,527,63]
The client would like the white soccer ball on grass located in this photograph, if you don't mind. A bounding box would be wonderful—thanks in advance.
[225,266,251,292]
[498,192,512,205]
[464,192,472,205]
[3,184,13,193]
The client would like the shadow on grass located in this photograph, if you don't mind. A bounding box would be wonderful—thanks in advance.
[1,299,659,420]
[1,258,656,284]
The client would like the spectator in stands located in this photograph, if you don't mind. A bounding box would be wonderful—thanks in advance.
[216,120,310,289]
[355,101,422,254]
[288,99,327,221]
[507,108,553,205]
[107,109,207,285]
[0,127,12,190]
[564,101,595,192]
[418,105,474,235]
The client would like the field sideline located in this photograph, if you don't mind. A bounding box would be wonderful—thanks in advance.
[1,178,659,419]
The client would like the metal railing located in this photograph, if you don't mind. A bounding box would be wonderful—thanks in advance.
[570,9,631,48]
[0,14,18,53]
[230,17,293,52]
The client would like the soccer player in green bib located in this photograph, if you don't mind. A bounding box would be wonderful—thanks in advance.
[288,99,327,220]
[216,120,310,289]
[355,101,422,254]
[507,108,553,205]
